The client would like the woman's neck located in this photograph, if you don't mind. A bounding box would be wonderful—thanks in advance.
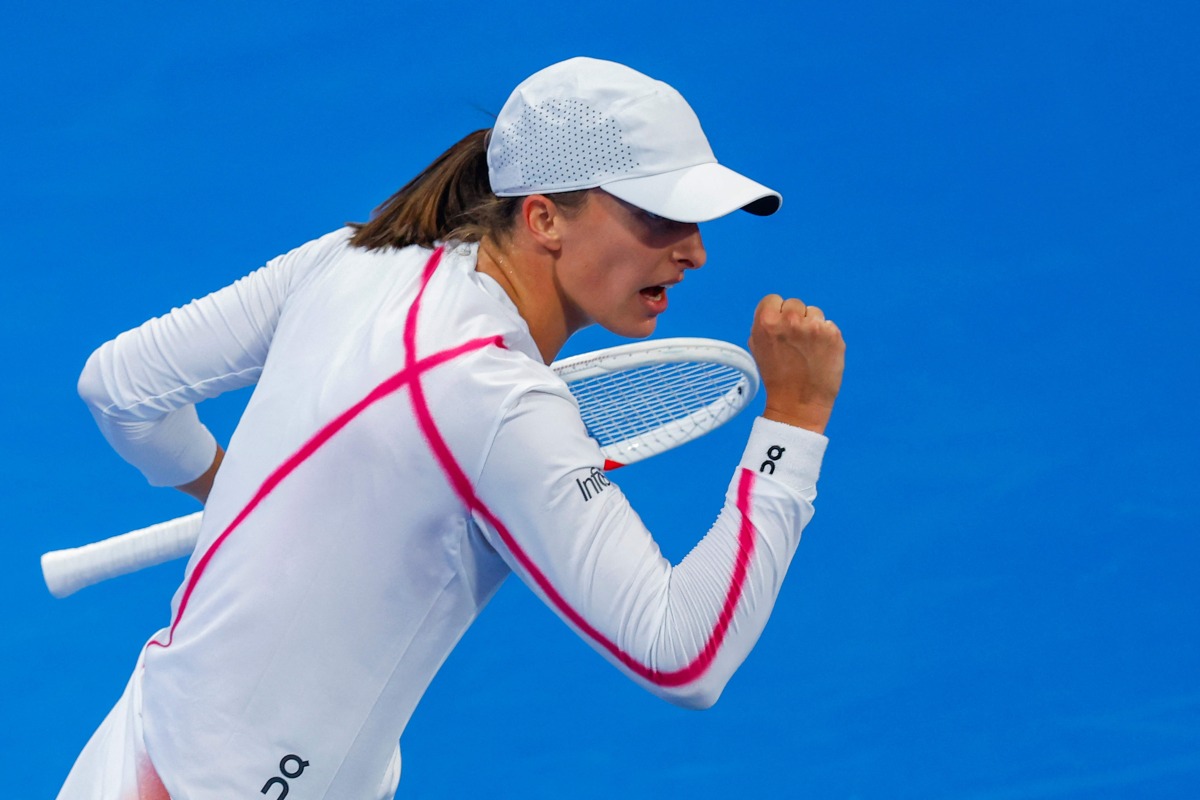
[475,237,580,364]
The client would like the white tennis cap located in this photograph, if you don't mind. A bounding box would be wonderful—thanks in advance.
[488,57,782,223]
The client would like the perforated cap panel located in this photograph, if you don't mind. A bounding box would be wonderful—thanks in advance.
[491,98,639,189]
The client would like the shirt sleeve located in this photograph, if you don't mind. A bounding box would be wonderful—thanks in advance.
[77,256,300,487]
[472,388,828,709]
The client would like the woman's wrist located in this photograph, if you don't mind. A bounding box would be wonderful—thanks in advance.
[175,445,225,505]
[762,404,833,435]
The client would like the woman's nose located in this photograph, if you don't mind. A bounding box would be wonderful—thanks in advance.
[674,226,706,270]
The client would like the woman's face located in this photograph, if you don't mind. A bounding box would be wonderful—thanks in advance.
[553,190,707,339]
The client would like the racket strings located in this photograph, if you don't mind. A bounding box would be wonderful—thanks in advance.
[570,361,747,447]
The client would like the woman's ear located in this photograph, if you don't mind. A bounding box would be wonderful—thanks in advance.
[520,195,565,253]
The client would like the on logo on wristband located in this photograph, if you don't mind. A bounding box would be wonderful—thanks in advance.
[759,445,786,475]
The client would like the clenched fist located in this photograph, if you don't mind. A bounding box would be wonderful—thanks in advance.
[749,295,846,434]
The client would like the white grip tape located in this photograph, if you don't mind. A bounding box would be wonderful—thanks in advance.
[41,512,203,598]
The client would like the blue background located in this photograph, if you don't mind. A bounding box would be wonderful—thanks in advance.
[3,2,1197,797]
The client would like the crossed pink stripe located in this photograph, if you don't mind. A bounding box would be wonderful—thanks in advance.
[149,247,758,688]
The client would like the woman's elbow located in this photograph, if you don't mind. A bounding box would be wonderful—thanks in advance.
[77,347,109,412]
[656,681,725,711]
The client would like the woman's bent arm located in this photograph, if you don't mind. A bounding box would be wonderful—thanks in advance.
[76,243,312,487]
[473,389,827,709]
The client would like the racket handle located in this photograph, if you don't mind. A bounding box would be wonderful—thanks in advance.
[41,512,203,598]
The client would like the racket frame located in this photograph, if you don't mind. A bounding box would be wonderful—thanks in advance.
[552,337,759,467]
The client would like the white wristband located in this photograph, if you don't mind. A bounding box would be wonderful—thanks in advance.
[738,417,828,498]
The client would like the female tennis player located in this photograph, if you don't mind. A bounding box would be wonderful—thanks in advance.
[58,57,845,799]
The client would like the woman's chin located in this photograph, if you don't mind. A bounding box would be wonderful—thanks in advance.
[603,317,658,339]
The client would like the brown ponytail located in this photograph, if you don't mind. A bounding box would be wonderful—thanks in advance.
[348,129,587,251]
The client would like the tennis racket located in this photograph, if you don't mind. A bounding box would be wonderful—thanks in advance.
[42,337,759,598]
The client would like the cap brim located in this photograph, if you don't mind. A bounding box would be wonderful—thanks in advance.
[601,162,781,223]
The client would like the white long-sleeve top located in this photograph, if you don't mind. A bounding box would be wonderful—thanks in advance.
[77,230,828,799]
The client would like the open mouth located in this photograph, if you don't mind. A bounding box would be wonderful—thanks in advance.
[640,286,665,301]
